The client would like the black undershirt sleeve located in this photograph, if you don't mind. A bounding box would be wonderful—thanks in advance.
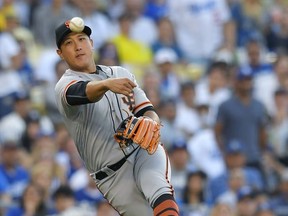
[134,106,155,117]
[66,81,93,105]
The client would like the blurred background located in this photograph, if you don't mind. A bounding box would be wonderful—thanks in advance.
[1,0,288,215]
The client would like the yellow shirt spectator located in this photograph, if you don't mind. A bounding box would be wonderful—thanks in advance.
[112,33,153,66]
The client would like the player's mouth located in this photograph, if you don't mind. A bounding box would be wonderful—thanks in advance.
[76,53,85,58]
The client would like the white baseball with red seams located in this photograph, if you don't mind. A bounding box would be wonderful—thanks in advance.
[69,17,85,32]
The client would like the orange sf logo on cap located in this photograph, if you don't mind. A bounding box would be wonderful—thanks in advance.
[65,20,70,28]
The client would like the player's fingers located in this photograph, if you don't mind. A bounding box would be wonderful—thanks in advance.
[124,79,136,88]
[128,80,136,88]
[123,82,134,91]
[122,90,131,96]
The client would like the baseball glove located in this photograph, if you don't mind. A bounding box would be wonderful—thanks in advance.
[114,116,161,155]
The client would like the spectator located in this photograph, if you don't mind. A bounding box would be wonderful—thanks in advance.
[0,27,23,118]
[0,141,30,201]
[0,91,54,144]
[0,170,10,214]
[123,0,158,46]
[72,0,115,49]
[33,48,60,85]
[30,133,66,185]
[154,48,180,101]
[4,12,36,89]
[0,0,31,27]
[216,168,246,209]
[236,186,258,216]
[195,61,231,125]
[30,163,54,208]
[4,182,51,216]
[104,0,125,21]
[74,171,104,207]
[223,140,265,191]
[209,202,236,216]
[268,88,288,166]
[254,54,288,116]
[168,140,190,202]
[179,170,210,216]
[265,6,288,54]
[214,67,268,170]
[111,12,153,67]
[228,0,269,48]
[0,91,32,142]
[261,150,285,193]
[96,41,121,66]
[44,59,68,125]
[238,39,273,76]
[270,170,288,215]
[32,0,79,47]
[143,0,168,22]
[187,124,226,180]
[175,81,201,140]
[49,184,92,216]
[141,70,161,113]
[151,17,183,60]
[59,136,86,189]
[256,202,276,216]
[20,110,42,152]
[167,0,235,65]
[158,99,185,150]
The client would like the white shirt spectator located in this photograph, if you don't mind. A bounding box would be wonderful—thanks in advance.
[187,128,226,179]
[0,32,22,97]
[253,73,278,116]
[83,13,116,49]
[0,112,54,143]
[175,102,201,138]
[167,0,231,61]
[130,16,158,46]
[113,15,158,46]
[195,79,231,125]
[34,48,59,84]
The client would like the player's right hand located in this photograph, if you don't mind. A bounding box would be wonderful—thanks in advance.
[105,78,136,96]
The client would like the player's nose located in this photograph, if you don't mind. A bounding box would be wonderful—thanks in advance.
[74,42,82,51]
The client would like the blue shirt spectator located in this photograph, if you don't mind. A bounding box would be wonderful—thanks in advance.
[0,141,30,200]
[214,68,268,165]
[144,0,168,22]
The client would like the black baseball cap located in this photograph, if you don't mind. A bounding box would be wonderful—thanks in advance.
[55,17,92,49]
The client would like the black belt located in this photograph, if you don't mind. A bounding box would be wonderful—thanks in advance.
[95,157,127,181]
[93,145,139,181]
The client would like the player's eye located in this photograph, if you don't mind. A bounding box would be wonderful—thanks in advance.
[79,37,86,41]
[64,40,72,46]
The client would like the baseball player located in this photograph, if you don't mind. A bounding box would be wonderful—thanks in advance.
[54,18,179,216]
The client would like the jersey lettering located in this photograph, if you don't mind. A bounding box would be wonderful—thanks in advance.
[122,93,135,112]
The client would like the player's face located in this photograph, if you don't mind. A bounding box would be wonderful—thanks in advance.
[57,32,95,73]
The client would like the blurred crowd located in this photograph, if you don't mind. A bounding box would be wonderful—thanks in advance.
[1,0,288,215]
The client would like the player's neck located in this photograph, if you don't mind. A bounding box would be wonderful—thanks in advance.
[72,64,97,74]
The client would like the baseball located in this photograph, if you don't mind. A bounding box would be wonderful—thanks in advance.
[69,17,85,32]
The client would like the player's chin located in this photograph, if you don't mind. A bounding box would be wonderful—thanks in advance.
[72,62,90,72]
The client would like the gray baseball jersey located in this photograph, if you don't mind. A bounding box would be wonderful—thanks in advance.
[55,65,174,215]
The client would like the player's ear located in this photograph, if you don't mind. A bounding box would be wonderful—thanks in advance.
[56,49,64,59]
[89,38,94,49]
